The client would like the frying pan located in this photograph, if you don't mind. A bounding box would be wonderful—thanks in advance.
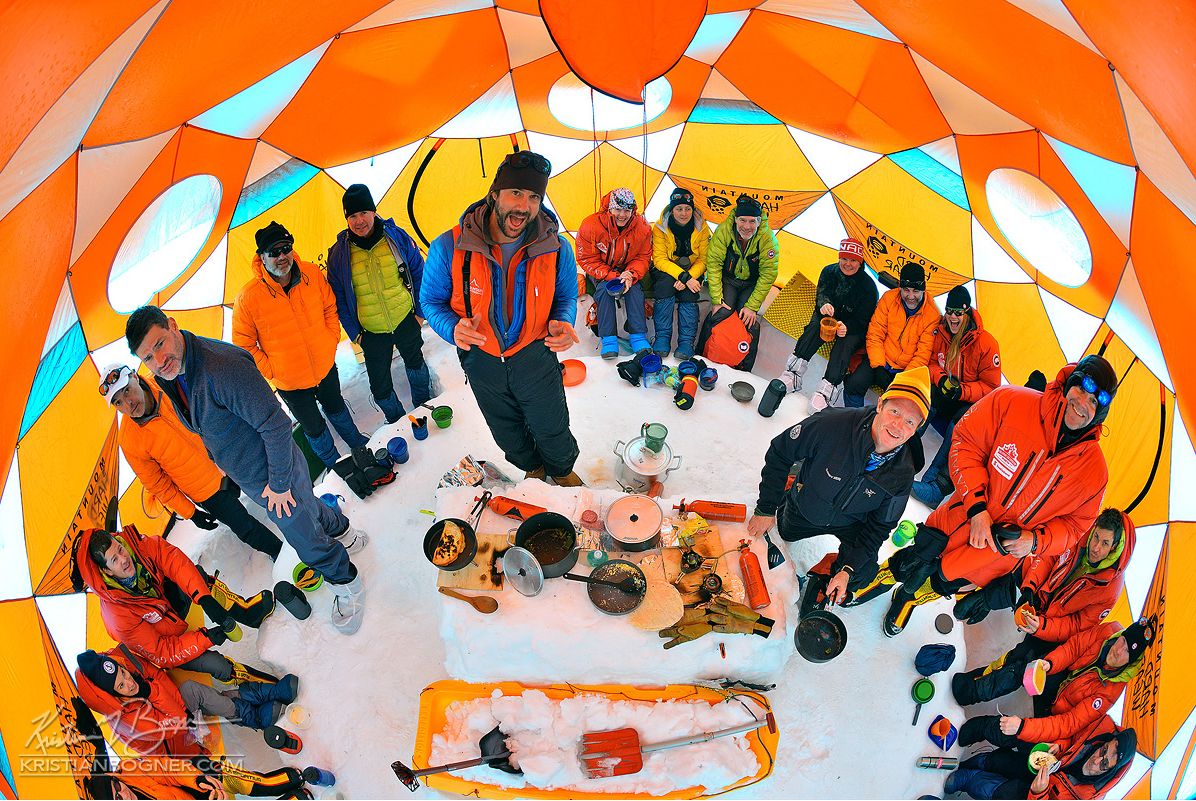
[795,577,847,663]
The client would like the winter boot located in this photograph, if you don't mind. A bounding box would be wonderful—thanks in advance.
[810,379,837,412]
[629,333,651,355]
[332,523,369,555]
[601,336,620,359]
[406,363,434,409]
[376,391,405,425]
[958,715,1007,748]
[778,355,809,394]
[674,302,699,360]
[304,428,341,469]
[232,695,285,731]
[551,471,585,487]
[325,408,369,450]
[268,674,300,705]
[329,572,365,635]
[651,296,674,356]
[525,466,548,482]
[843,561,895,608]
[943,768,980,796]
[950,669,984,706]
[883,586,918,637]
[228,661,280,685]
[207,571,275,629]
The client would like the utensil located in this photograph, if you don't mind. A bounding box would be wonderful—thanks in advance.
[579,712,776,778]
[469,490,492,531]
[795,584,848,663]
[640,422,668,454]
[392,726,519,792]
[911,677,935,726]
[562,572,643,594]
[612,438,682,495]
[500,546,544,597]
[729,381,755,403]
[438,587,499,614]
[819,316,838,342]
[387,437,409,465]
[763,532,786,569]
[432,406,454,429]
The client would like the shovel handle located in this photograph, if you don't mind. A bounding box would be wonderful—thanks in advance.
[411,751,512,778]
[639,715,773,755]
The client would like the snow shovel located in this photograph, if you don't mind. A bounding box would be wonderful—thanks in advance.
[579,712,776,779]
[392,726,520,792]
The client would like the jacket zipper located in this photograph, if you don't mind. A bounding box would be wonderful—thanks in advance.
[999,451,1039,508]
[1022,471,1063,526]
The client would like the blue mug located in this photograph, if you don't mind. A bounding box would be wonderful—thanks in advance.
[387,436,409,465]
[699,367,718,391]
[605,278,626,299]
[373,448,393,469]
[412,416,429,441]
[640,353,662,375]
[319,493,343,511]
[678,360,699,378]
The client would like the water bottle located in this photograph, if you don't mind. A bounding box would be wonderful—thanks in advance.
[891,519,917,547]
[917,756,959,770]
[274,581,312,621]
[302,767,337,786]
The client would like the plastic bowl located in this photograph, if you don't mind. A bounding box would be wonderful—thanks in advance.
[561,359,586,387]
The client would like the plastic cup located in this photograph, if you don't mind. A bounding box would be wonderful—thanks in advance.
[820,316,839,342]
[319,493,342,512]
[373,448,393,469]
[640,354,662,375]
[412,417,429,441]
[432,406,453,429]
[386,437,409,465]
[640,422,668,454]
[891,519,917,547]
[605,278,626,299]
[699,367,718,391]
[677,360,699,378]
[288,705,312,730]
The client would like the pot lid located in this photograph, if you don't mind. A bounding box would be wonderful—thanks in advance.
[501,546,544,597]
[621,436,674,475]
[605,495,664,543]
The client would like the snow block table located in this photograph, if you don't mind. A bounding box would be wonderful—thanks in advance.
[434,483,798,686]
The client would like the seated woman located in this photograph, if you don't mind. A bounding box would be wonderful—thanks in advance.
[911,284,1001,508]
[946,716,1135,800]
[650,188,709,359]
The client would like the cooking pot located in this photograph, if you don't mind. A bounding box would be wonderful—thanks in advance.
[604,494,664,552]
[509,512,578,578]
[613,437,682,494]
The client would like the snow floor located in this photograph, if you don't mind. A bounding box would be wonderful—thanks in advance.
[166,302,1038,799]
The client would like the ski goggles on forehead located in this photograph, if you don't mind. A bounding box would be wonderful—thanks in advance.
[265,242,293,259]
[1079,373,1112,407]
[98,367,129,397]
[503,151,551,175]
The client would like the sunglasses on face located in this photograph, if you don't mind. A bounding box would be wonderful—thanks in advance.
[945,307,968,316]
[503,151,551,175]
[98,367,128,397]
[1079,374,1112,407]
[265,243,293,259]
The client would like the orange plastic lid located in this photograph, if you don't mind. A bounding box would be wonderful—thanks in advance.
[562,359,586,387]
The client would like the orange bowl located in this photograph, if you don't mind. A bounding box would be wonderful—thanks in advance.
[562,359,586,387]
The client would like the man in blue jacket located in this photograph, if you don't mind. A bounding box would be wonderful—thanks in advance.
[326,184,433,422]
[125,306,368,635]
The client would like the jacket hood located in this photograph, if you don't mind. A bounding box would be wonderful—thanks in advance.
[74,646,144,721]
[74,527,159,607]
[1095,626,1147,684]
[1090,511,1135,573]
[456,197,563,259]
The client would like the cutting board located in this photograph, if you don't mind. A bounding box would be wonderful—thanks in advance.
[437,533,508,592]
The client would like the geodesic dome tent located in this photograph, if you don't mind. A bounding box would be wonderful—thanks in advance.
[1,1,1195,797]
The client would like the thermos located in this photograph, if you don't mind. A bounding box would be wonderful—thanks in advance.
[917,756,959,770]
[274,580,312,620]
[302,767,337,786]
[264,725,303,754]
[673,499,748,522]
[738,539,771,610]
[486,495,548,521]
[674,375,699,410]
[757,378,787,417]
[891,519,917,547]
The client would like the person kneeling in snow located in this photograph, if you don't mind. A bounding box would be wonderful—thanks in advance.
[956,616,1156,752]
[75,646,298,757]
[576,187,653,358]
[746,367,928,606]
[74,526,276,684]
[946,716,1135,800]
[952,508,1135,700]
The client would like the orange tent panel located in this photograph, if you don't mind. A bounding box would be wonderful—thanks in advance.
[973,282,1066,388]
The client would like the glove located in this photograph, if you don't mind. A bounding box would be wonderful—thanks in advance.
[191,509,219,530]
[937,376,963,401]
[659,608,714,649]
[707,599,775,637]
[204,625,229,646]
[197,595,231,626]
[333,454,374,500]
[952,590,992,625]
[991,523,1023,555]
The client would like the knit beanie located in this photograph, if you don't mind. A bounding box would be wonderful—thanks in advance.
[946,285,971,310]
[342,184,376,217]
[1120,615,1157,665]
[880,366,931,421]
[899,262,926,290]
[254,221,294,254]
[735,194,762,218]
[1064,355,1118,427]
[608,187,636,212]
[489,151,551,197]
[839,238,865,263]
[665,188,694,214]
[77,649,120,695]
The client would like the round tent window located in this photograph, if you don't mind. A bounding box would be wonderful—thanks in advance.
[548,74,671,132]
[985,169,1091,288]
[108,175,222,313]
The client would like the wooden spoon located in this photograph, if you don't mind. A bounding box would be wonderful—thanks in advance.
[438,587,498,614]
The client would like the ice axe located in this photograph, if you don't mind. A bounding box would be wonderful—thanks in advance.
[391,726,520,792]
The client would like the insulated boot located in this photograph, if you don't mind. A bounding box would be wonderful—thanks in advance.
[551,471,585,487]
[325,407,369,450]
[232,695,285,730]
[206,570,275,629]
[629,333,651,355]
[329,573,365,635]
[377,391,404,425]
[525,466,548,482]
[777,355,808,394]
[883,587,918,638]
[843,561,895,608]
[304,428,341,469]
[332,522,369,555]
[601,336,620,359]
[406,363,433,408]
[675,302,698,360]
[810,379,838,412]
[269,673,300,705]
[229,661,280,685]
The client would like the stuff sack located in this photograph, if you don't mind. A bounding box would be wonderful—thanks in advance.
[698,306,758,370]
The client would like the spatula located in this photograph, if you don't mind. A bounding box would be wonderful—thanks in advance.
[579,712,776,778]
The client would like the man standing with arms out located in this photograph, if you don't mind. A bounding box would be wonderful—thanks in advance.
[326,184,433,422]
[776,238,878,410]
[421,151,583,486]
[576,187,653,359]
[125,306,367,634]
[233,222,372,470]
[101,363,282,560]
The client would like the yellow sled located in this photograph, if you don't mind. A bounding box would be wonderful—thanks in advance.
[411,679,779,799]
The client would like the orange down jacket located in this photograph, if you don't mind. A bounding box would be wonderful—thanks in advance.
[576,191,653,282]
[75,526,216,669]
[118,377,222,519]
[926,309,1002,403]
[231,252,340,391]
[1028,716,1132,800]
[865,288,941,370]
[1020,510,1135,644]
[75,645,200,757]
[932,364,1108,587]
[1018,622,1137,746]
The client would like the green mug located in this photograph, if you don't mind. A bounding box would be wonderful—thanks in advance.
[640,422,667,453]
[432,406,453,429]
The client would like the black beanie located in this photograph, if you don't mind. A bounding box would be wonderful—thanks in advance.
[342,183,377,217]
[946,285,971,309]
[78,650,120,695]
[666,188,695,214]
[734,194,762,218]
[254,221,294,254]
[489,151,550,197]
[899,262,926,290]
[1120,615,1157,664]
